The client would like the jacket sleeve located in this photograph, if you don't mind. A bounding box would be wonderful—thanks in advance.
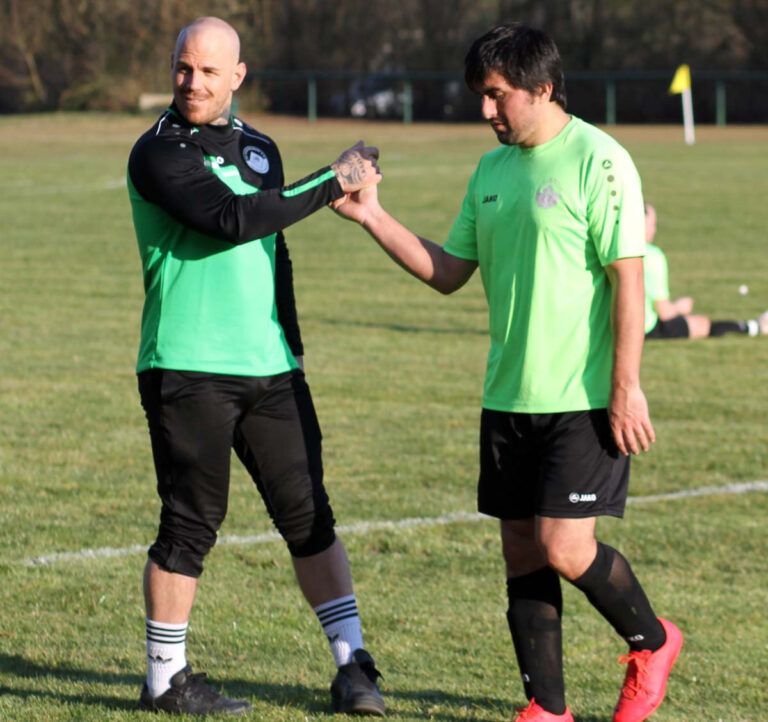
[128,133,343,244]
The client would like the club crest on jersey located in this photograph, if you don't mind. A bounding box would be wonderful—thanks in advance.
[535,178,562,209]
[243,146,269,174]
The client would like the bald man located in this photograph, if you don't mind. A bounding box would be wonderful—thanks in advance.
[128,17,385,717]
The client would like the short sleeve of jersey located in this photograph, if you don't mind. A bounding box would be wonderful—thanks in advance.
[586,143,645,266]
[444,168,479,260]
[644,244,670,302]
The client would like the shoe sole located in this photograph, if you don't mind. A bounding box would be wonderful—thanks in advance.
[333,693,386,716]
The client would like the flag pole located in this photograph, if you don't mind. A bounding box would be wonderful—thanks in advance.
[681,87,695,145]
[669,64,694,146]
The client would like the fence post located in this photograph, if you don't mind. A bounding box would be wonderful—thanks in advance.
[402,79,413,124]
[307,75,318,123]
[716,80,726,126]
[605,79,616,125]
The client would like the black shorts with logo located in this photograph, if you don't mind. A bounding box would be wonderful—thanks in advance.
[138,368,335,577]
[478,408,630,520]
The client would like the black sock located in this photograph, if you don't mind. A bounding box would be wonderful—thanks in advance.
[569,542,665,652]
[709,320,748,337]
[506,567,566,715]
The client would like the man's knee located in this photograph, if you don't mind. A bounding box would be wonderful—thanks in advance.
[501,518,545,575]
[282,504,337,558]
[686,314,710,339]
[148,535,214,578]
[537,517,598,580]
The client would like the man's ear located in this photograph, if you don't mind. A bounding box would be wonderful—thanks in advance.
[232,61,247,91]
[537,81,554,102]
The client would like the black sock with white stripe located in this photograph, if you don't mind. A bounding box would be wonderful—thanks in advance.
[313,594,364,667]
[145,618,188,698]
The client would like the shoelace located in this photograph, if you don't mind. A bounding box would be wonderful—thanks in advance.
[617,649,652,698]
[515,698,540,719]
[360,661,383,683]
[181,672,223,703]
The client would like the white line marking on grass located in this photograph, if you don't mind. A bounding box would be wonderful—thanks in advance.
[22,480,768,567]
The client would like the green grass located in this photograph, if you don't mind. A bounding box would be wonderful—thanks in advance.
[0,114,766,721]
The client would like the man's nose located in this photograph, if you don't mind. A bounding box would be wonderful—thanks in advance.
[184,70,202,90]
[481,96,496,119]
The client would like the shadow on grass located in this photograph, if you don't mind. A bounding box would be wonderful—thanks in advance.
[0,653,142,710]
[227,678,514,721]
[310,315,486,337]
[0,653,608,720]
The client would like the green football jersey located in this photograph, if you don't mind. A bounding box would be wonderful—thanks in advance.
[643,243,670,333]
[444,116,645,413]
[128,108,343,376]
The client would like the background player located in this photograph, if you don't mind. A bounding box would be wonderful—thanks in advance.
[644,203,767,339]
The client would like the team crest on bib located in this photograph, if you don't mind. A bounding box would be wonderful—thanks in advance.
[243,146,269,174]
[535,178,562,209]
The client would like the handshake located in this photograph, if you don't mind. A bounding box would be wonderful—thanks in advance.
[330,140,382,224]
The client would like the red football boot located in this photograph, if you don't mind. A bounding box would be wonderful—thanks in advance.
[514,698,574,721]
[613,617,683,722]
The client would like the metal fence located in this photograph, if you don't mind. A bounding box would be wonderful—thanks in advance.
[244,70,768,125]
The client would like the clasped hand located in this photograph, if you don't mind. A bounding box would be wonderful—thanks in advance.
[331,140,382,193]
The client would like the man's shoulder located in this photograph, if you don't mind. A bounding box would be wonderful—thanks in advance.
[130,112,203,166]
[133,111,199,147]
[232,117,278,148]
[474,144,515,176]
[561,116,624,153]
[128,111,207,192]
[563,117,638,180]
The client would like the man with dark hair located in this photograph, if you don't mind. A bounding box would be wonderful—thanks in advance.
[128,16,385,717]
[333,22,681,722]
[644,203,768,339]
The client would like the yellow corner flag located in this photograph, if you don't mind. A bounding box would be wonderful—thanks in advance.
[669,64,691,94]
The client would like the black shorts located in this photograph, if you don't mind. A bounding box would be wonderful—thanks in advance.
[138,369,335,577]
[478,408,630,520]
[645,315,689,339]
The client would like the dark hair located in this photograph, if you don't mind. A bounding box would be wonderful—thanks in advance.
[464,23,567,109]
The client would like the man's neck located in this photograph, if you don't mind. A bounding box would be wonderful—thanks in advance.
[522,106,570,148]
[208,114,230,126]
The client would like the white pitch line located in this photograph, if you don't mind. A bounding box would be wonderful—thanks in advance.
[22,480,768,567]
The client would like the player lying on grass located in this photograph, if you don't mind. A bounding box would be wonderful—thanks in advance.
[643,203,768,340]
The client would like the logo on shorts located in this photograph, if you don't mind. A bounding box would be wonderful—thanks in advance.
[243,145,269,174]
[569,492,597,503]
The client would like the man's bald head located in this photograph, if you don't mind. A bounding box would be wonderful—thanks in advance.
[174,17,241,65]
[171,16,247,126]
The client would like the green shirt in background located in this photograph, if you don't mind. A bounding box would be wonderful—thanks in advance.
[643,243,669,333]
[444,116,645,413]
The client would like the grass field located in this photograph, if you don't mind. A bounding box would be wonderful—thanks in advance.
[0,113,766,721]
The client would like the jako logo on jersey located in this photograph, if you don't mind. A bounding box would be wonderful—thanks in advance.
[535,178,561,209]
[243,146,269,173]
[569,492,597,503]
[482,194,498,204]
